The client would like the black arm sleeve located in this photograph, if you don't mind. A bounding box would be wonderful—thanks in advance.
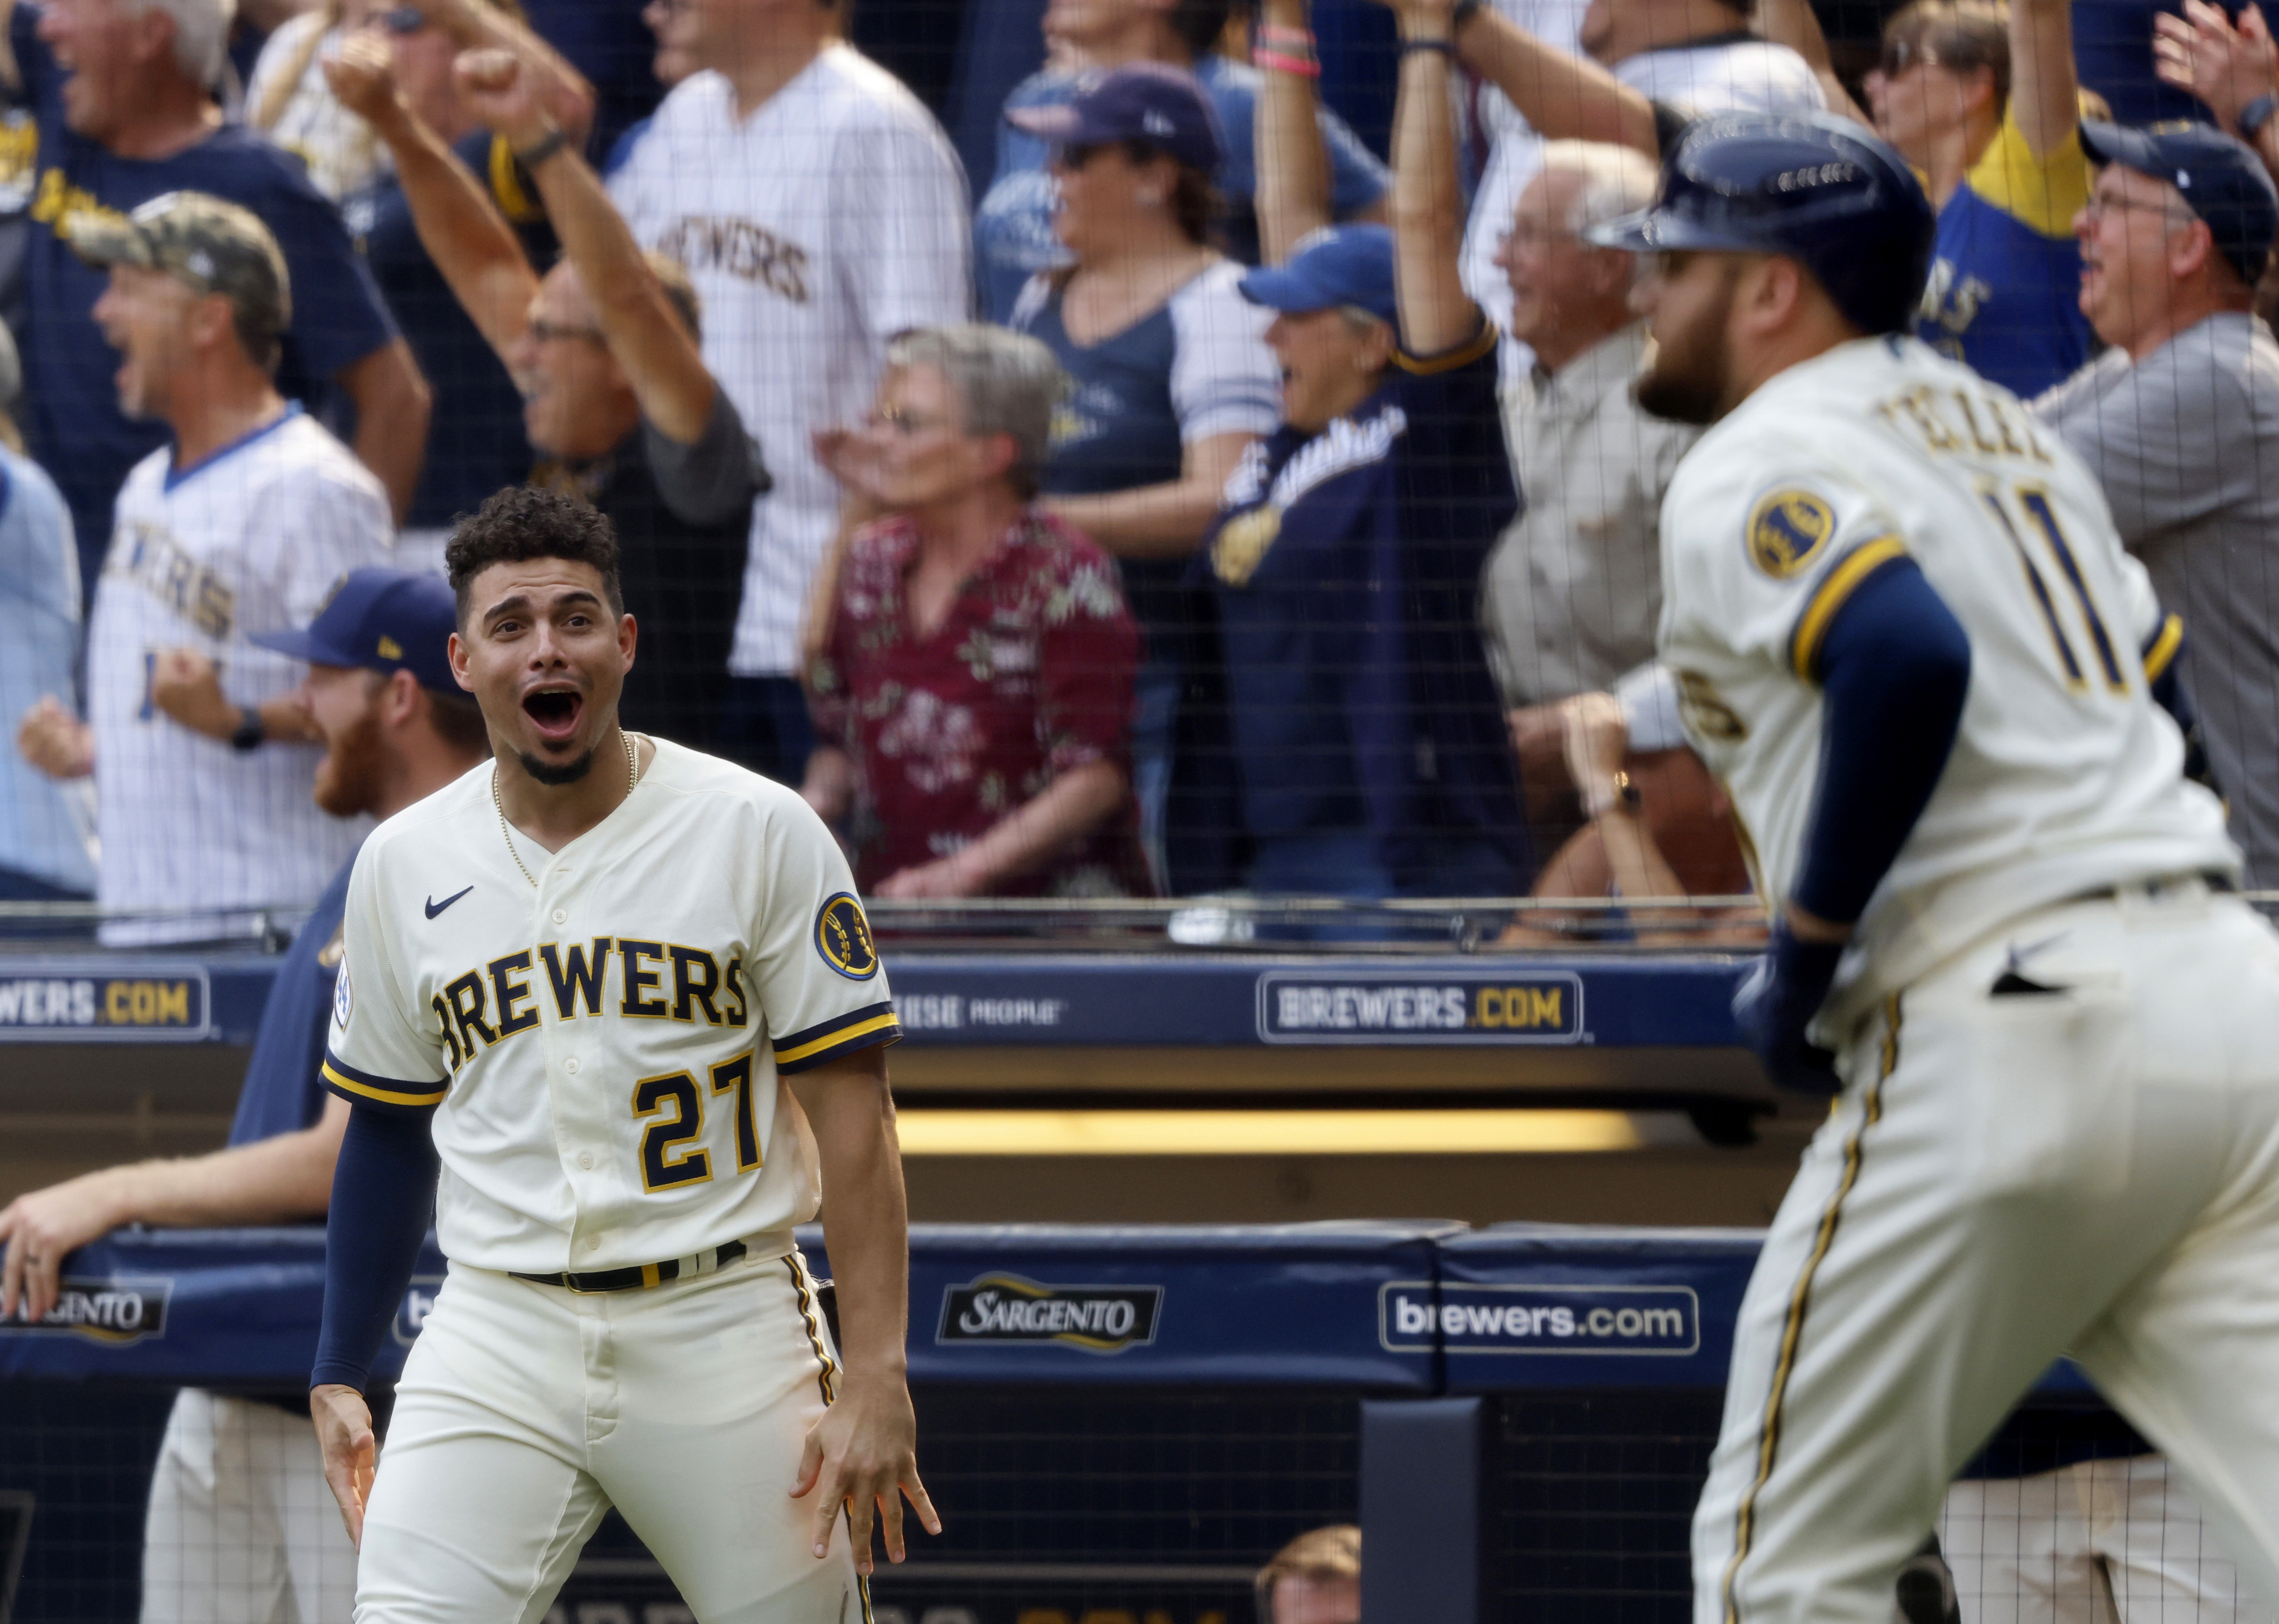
[1791,556,1974,925]
[310,1103,441,1392]
[640,386,770,527]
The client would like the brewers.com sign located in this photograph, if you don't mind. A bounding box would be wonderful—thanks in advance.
[1257,969,1584,1045]
[0,964,211,1041]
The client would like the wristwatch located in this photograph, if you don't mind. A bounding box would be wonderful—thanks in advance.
[1588,770,1642,820]
[229,706,264,753]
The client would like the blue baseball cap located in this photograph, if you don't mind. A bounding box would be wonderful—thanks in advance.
[1237,225,1398,325]
[250,568,460,693]
[2081,119,2279,286]
[1007,62,1226,175]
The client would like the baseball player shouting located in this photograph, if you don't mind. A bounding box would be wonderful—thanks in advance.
[1591,113,2279,1624]
[308,484,933,1623]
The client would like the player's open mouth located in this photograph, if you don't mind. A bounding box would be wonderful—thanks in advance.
[522,686,583,742]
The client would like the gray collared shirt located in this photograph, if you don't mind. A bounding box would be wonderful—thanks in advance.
[2034,311,2279,886]
[1482,322,1700,708]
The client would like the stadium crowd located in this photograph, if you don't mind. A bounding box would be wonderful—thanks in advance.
[0,0,2269,938]
[0,0,2272,1616]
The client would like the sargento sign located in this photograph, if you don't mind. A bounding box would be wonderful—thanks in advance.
[936,1274,1163,1354]
[0,965,211,1041]
[1257,970,1583,1044]
[0,1275,173,1344]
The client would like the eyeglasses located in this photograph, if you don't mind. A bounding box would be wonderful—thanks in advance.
[1500,221,1586,254]
[528,318,607,346]
[379,4,426,34]
[1052,138,1157,172]
[2081,190,2193,227]
[1877,37,1955,77]
[867,403,954,436]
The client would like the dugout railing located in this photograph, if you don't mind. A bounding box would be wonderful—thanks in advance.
[0,1220,2113,1624]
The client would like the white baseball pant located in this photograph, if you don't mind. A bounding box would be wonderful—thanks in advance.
[1695,882,2279,1624]
[143,1387,358,1624]
[354,1242,868,1624]
[1943,1454,2265,1624]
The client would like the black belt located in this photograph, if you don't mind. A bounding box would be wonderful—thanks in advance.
[512,1239,747,1295]
[2076,870,2236,904]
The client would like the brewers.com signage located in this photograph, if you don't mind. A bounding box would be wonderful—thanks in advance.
[1257,969,1584,1045]
[0,1275,173,1344]
[937,1274,1163,1354]
[1378,1282,1700,1355]
[0,963,211,1041]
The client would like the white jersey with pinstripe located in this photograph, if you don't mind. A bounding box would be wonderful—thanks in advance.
[1657,333,2235,1039]
[86,407,396,946]
[321,735,900,1276]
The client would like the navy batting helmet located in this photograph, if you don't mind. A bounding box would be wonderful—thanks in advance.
[1586,111,1934,336]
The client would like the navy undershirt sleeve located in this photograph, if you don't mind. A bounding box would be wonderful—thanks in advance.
[1790,556,1974,926]
[311,1103,441,1392]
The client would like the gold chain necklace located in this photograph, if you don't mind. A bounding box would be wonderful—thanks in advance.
[493,730,639,889]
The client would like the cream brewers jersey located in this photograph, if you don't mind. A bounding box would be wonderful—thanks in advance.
[321,738,902,1275]
[1659,336,2235,1031]
[607,47,973,678]
[85,407,395,946]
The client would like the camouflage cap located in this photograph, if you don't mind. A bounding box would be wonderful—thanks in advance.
[67,190,291,356]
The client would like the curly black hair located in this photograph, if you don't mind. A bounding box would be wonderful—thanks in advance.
[445,485,625,625]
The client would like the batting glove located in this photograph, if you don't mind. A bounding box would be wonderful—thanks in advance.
[1732,922,1845,1096]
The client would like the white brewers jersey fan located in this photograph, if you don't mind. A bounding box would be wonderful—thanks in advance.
[1659,335,2236,1035]
[607,47,973,679]
[85,407,396,946]
[321,739,901,1274]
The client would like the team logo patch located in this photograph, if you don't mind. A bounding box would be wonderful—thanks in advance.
[333,962,353,1028]
[815,893,880,980]
[1211,504,1282,587]
[1746,488,1836,578]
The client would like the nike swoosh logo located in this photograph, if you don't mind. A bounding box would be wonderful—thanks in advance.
[424,886,475,920]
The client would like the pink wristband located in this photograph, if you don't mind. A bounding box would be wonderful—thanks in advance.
[1254,48,1322,77]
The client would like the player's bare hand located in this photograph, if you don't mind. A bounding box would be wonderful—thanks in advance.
[322,30,405,130]
[455,47,552,150]
[311,1383,379,1548]
[17,695,94,779]
[0,1169,128,1324]
[790,1372,940,1575]
[148,648,241,742]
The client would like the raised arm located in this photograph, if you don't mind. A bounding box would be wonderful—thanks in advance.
[324,33,538,362]
[408,0,594,143]
[1447,1,1660,153]
[1254,0,1334,264]
[1388,0,1481,356]
[2156,0,2279,179]
[2009,0,2081,160]
[1754,0,1871,122]
[456,49,717,444]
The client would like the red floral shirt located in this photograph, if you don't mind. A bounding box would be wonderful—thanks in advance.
[806,511,1152,897]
